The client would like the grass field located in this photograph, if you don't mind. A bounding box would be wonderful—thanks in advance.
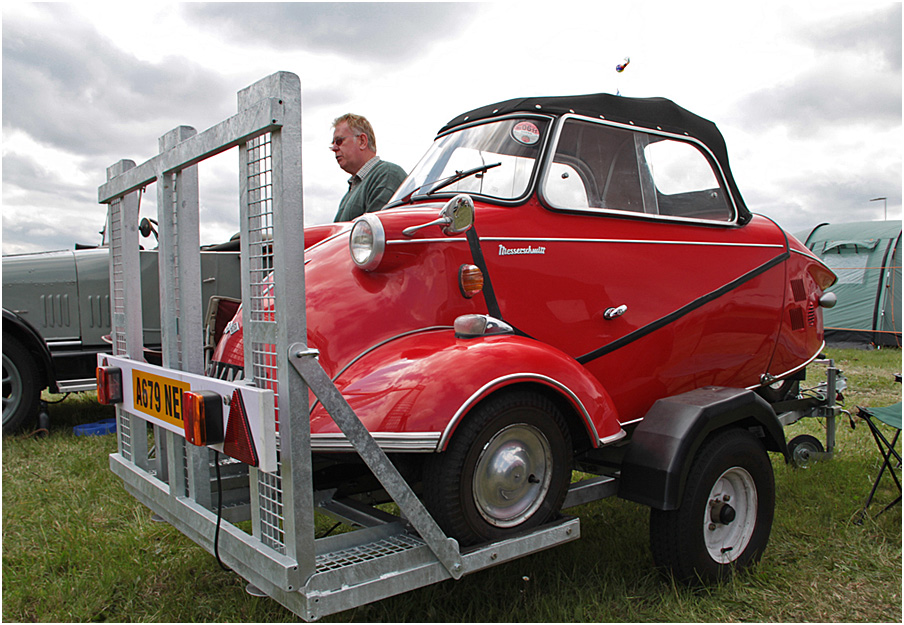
[3,348,901,622]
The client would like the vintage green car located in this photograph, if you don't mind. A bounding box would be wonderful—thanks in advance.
[2,225,240,434]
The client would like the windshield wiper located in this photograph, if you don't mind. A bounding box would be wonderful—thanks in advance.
[384,162,503,209]
[426,162,502,195]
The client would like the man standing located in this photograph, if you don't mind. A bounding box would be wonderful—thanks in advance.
[331,114,407,222]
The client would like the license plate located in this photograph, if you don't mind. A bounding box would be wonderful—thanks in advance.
[132,369,191,428]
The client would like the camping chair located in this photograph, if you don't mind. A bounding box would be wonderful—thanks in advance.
[855,378,902,523]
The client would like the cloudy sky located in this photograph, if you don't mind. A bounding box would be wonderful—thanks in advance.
[2,1,901,255]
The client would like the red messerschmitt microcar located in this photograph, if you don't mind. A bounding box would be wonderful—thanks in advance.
[207,92,836,576]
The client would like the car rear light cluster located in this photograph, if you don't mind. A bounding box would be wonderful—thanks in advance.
[96,365,123,405]
[183,388,259,467]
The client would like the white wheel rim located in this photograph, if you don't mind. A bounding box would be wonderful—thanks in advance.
[703,466,757,564]
[472,423,553,527]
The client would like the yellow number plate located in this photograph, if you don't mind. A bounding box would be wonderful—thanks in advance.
[132,370,191,428]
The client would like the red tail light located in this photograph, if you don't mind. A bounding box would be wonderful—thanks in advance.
[96,366,123,405]
[222,389,259,467]
[183,391,224,446]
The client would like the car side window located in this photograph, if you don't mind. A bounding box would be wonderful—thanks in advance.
[543,118,733,222]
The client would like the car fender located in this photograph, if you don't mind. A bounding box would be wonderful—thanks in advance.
[2,308,57,392]
[617,386,788,511]
[308,328,625,452]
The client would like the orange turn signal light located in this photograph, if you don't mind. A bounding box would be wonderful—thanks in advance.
[459,264,484,299]
[183,390,224,446]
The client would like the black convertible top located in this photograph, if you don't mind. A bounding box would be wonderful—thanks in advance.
[439,93,751,224]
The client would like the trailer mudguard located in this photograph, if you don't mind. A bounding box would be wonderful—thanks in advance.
[617,386,788,510]
[308,328,624,452]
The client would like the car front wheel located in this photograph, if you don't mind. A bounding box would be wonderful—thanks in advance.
[3,333,41,435]
[649,429,775,583]
[423,390,572,546]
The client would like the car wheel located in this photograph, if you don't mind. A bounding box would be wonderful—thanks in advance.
[424,390,572,546]
[2,333,41,435]
[787,434,824,469]
[649,429,775,583]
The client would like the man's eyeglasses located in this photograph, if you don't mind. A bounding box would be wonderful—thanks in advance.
[330,133,362,148]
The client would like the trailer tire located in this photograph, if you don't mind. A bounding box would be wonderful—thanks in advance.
[649,428,774,583]
[424,390,572,546]
[3,333,41,435]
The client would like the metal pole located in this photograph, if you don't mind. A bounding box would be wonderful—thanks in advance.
[871,196,887,220]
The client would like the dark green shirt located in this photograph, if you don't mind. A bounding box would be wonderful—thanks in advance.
[333,158,407,222]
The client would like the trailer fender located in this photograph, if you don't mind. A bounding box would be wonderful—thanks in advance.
[309,329,624,452]
[617,386,788,511]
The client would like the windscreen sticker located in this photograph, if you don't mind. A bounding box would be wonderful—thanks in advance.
[512,121,541,145]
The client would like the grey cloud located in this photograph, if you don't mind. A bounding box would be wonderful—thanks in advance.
[802,4,902,71]
[182,2,481,62]
[2,5,235,158]
[746,161,902,234]
[731,4,902,136]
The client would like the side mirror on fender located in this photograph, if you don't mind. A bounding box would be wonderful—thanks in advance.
[402,194,475,237]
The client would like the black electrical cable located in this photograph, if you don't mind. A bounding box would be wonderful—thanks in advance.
[213,451,231,571]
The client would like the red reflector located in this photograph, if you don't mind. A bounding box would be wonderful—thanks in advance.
[223,389,259,467]
[183,391,224,446]
[96,366,123,405]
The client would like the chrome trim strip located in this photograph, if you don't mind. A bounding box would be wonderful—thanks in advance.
[57,378,98,392]
[747,341,826,390]
[311,432,441,452]
[438,373,601,451]
[386,236,783,250]
[46,340,83,348]
[598,429,627,445]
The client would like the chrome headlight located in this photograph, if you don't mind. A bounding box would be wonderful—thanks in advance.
[349,213,385,271]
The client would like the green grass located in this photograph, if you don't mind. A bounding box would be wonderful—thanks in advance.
[3,348,901,622]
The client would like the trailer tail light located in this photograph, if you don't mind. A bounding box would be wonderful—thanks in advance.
[183,391,224,446]
[459,264,484,298]
[96,366,123,405]
[222,389,259,467]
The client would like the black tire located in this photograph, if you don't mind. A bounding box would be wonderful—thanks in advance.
[423,390,573,546]
[3,333,41,434]
[787,434,824,469]
[649,429,775,584]
[756,378,799,403]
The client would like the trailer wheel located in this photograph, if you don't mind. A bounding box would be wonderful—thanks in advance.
[787,434,824,469]
[649,429,774,583]
[3,333,41,435]
[424,390,572,546]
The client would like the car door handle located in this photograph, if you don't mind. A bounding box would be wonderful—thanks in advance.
[603,305,627,320]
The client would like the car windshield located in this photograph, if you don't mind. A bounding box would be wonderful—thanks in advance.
[389,117,550,205]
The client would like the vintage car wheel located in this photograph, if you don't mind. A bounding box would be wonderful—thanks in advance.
[787,434,824,469]
[423,390,572,546]
[649,429,775,583]
[2,334,40,434]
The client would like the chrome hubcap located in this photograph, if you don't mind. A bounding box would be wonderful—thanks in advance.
[704,466,757,563]
[473,423,553,527]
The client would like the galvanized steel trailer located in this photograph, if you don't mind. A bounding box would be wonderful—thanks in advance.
[98,72,845,620]
[98,72,586,621]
